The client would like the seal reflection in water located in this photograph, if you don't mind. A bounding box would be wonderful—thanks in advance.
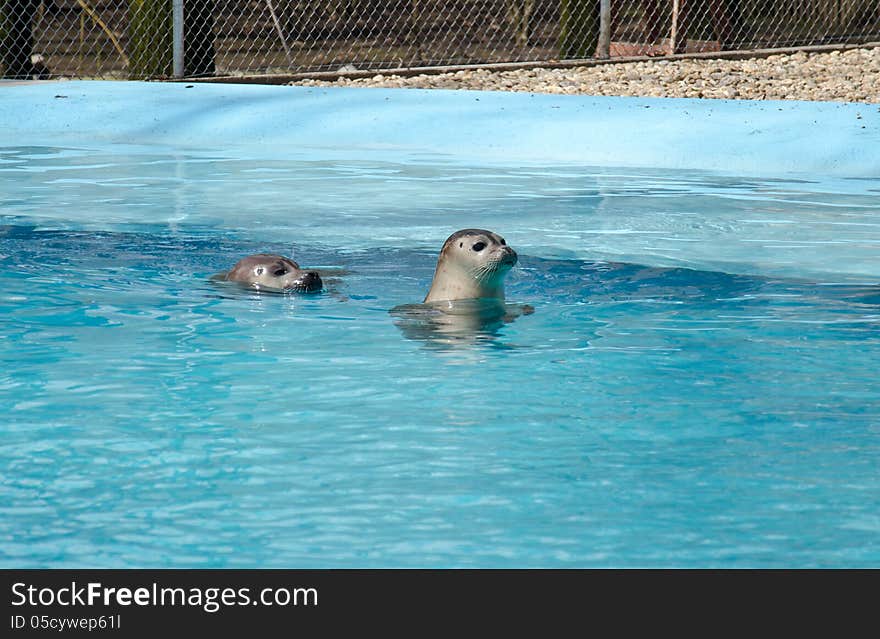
[392,229,533,347]
[213,254,323,293]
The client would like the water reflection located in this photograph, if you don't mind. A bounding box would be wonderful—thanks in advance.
[390,298,533,349]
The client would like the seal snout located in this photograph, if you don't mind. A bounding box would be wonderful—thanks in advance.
[498,245,518,266]
[290,270,323,293]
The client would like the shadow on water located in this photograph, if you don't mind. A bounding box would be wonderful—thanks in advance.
[3,222,879,347]
[514,256,880,312]
[0,221,337,277]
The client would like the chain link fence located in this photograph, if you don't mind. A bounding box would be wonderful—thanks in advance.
[1,1,879,80]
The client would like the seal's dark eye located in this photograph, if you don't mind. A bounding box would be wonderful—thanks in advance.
[273,268,288,277]
[255,267,264,275]
[472,242,486,252]
[500,238,506,245]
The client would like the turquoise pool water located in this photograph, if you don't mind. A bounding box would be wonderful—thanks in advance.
[2,140,879,567]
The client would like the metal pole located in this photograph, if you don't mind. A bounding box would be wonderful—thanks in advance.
[670,0,681,54]
[173,0,184,78]
[598,0,611,58]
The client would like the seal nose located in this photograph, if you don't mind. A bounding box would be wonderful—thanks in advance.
[500,246,518,265]
[302,271,323,291]
[286,270,323,292]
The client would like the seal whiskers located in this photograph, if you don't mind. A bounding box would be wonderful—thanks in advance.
[424,229,518,304]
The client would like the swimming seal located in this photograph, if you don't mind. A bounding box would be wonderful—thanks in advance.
[424,229,518,304]
[391,229,532,347]
[217,254,322,293]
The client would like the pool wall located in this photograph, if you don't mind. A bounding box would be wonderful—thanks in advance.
[2,81,878,177]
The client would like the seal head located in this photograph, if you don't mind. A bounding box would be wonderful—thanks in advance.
[223,254,322,293]
[424,229,517,304]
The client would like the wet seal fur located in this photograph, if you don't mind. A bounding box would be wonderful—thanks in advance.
[213,254,323,293]
[392,229,533,347]
[424,228,519,304]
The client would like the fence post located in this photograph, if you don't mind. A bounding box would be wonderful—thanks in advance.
[598,0,611,58]
[172,0,184,78]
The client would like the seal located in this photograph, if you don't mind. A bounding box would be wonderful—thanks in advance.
[217,254,323,293]
[424,229,518,304]
[391,229,532,347]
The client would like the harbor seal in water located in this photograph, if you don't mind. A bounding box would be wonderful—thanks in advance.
[391,229,532,347]
[215,254,323,293]
[424,229,518,304]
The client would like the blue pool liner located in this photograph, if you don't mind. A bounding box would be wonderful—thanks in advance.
[2,80,878,177]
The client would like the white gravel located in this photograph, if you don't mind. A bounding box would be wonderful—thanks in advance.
[291,47,880,103]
